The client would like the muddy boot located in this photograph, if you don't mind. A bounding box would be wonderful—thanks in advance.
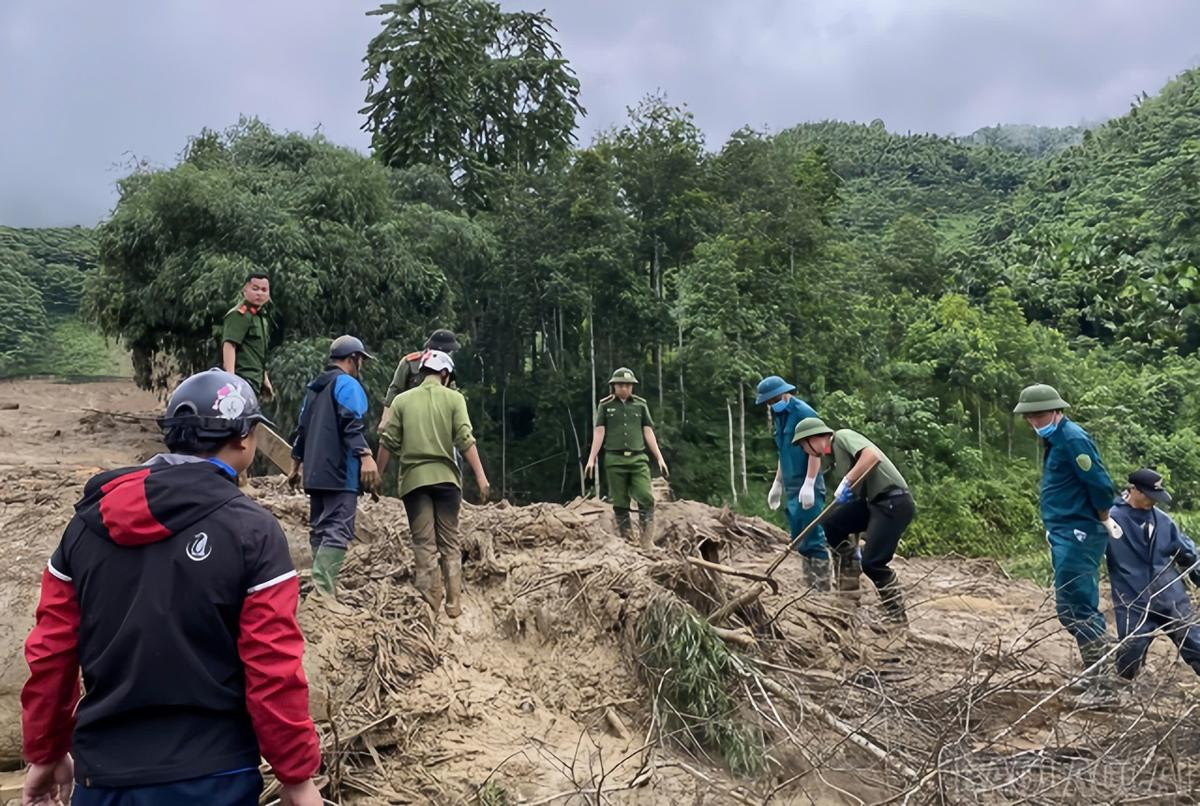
[638,509,657,551]
[414,561,445,614]
[802,555,832,592]
[443,559,463,619]
[308,547,353,614]
[877,573,908,626]
[1073,638,1121,707]
[834,543,862,600]
[613,508,634,542]
[312,547,346,598]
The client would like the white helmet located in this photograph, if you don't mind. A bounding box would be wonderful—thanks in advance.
[419,349,455,374]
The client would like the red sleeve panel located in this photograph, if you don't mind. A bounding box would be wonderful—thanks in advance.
[22,568,82,764]
[237,576,321,784]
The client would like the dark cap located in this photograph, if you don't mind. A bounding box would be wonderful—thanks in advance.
[425,329,460,352]
[1129,468,1171,505]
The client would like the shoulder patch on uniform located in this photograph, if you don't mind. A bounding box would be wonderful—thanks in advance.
[599,394,614,403]
[1075,453,1093,472]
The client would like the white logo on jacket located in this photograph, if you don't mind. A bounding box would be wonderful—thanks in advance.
[186,532,212,562]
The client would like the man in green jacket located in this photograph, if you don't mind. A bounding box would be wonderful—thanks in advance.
[584,368,669,550]
[221,272,273,399]
[376,350,490,618]
[793,417,915,625]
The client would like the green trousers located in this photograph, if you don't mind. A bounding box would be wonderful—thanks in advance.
[605,452,654,510]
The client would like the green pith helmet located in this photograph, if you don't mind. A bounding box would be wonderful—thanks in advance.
[791,416,834,443]
[1012,383,1070,414]
[609,367,639,385]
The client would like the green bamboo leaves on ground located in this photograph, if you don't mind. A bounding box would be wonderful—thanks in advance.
[636,597,764,777]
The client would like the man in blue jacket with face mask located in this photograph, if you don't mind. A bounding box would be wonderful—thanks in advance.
[756,376,829,590]
[1106,468,1200,680]
[1014,383,1119,702]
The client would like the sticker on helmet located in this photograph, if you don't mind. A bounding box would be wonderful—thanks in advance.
[213,383,247,419]
[1075,453,1093,472]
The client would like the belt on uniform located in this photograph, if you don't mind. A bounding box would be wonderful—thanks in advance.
[871,487,909,503]
[605,450,638,457]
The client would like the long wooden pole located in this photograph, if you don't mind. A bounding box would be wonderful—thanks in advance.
[763,458,879,577]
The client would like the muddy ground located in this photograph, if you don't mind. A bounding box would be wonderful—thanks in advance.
[2,378,1198,804]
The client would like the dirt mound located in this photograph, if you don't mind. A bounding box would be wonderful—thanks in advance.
[3,379,1200,803]
[243,479,1200,804]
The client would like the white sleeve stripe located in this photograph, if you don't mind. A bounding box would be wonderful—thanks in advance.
[247,570,298,594]
[47,561,72,582]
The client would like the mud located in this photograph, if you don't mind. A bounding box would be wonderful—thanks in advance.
[2,378,1199,804]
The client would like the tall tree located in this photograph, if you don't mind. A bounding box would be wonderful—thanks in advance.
[362,0,584,207]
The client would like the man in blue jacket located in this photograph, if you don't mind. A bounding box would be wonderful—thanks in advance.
[755,376,829,590]
[1014,383,1120,698]
[1107,468,1200,680]
[290,335,379,603]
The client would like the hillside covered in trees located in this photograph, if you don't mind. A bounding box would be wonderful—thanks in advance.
[8,1,1200,570]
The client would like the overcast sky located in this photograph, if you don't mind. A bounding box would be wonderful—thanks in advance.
[2,0,1198,228]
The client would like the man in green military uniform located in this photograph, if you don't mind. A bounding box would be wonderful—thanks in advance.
[584,368,669,550]
[1014,383,1119,702]
[793,417,915,625]
[221,272,273,398]
[380,329,461,429]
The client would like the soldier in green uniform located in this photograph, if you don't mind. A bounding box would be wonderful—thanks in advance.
[221,272,273,399]
[584,368,669,550]
[380,329,461,429]
[793,417,915,625]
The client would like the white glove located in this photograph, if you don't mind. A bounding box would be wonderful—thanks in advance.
[798,478,816,509]
[1104,517,1124,540]
[767,478,783,510]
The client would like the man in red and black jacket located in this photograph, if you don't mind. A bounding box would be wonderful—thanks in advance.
[21,369,322,806]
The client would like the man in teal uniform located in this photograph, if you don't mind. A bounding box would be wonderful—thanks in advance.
[221,272,273,399]
[1014,383,1120,699]
[755,376,829,590]
[584,368,669,550]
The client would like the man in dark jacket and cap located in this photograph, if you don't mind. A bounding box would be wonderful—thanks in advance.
[1106,468,1200,680]
[21,369,321,805]
[290,335,379,603]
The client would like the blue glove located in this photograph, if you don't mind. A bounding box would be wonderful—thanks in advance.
[834,478,854,504]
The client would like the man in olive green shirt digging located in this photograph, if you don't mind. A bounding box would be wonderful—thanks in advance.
[376,350,490,618]
[584,367,669,550]
[793,417,915,626]
[221,272,273,399]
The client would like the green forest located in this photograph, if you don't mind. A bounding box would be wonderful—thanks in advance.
[4,0,1199,573]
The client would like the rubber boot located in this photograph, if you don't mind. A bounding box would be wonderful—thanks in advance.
[802,555,832,592]
[834,543,862,597]
[443,558,463,619]
[309,547,353,614]
[638,508,657,551]
[877,573,908,626]
[1074,637,1121,707]
[312,547,346,597]
[414,560,445,614]
[613,508,634,541]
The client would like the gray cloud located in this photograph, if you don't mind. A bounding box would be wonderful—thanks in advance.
[2,0,1197,227]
